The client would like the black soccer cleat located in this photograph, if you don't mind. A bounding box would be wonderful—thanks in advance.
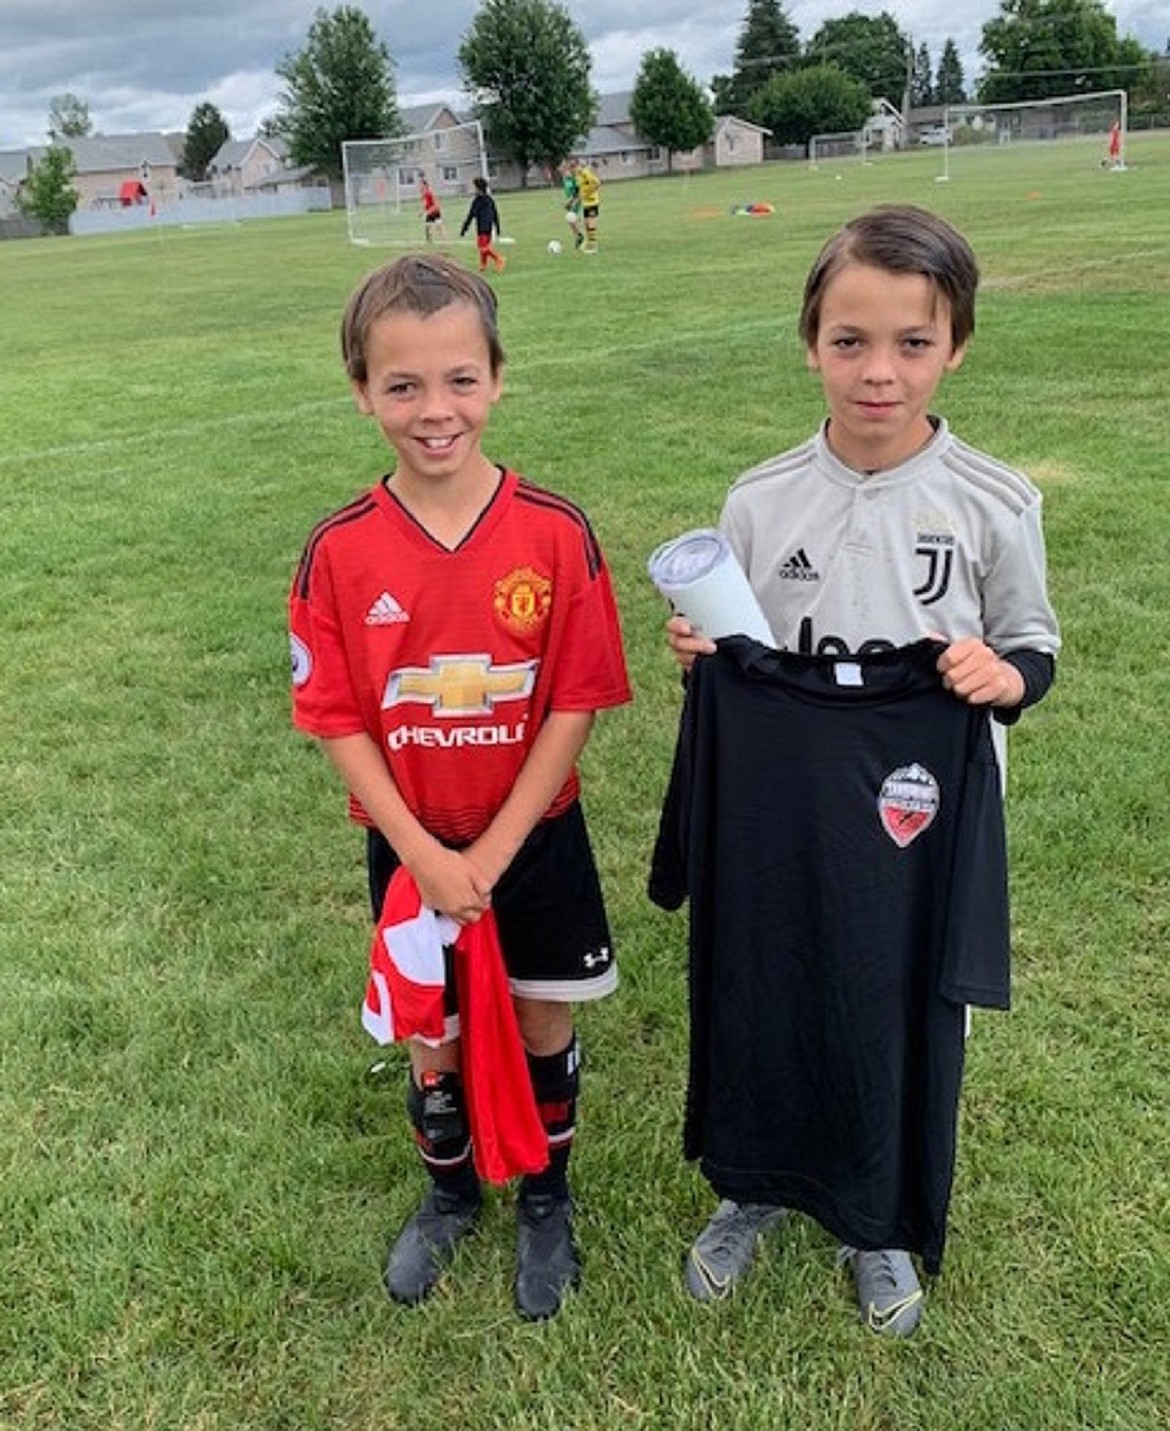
[514,1193,580,1321]
[384,1186,481,1305]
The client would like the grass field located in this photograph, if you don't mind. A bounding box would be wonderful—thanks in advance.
[3,132,1170,1429]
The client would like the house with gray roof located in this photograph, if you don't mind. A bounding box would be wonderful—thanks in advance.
[0,149,31,215]
[576,91,769,180]
[55,132,180,208]
[0,131,180,231]
[399,103,466,135]
[207,134,293,196]
[485,89,770,189]
[1,86,772,237]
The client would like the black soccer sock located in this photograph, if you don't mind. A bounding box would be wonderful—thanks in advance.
[407,1069,480,1204]
[519,1033,580,1204]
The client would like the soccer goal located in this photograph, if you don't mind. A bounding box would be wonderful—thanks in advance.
[342,120,489,247]
[807,129,871,171]
[937,89,1128,181]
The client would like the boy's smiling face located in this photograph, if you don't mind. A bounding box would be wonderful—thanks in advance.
[807,262,966,473]
[353,301,502,495]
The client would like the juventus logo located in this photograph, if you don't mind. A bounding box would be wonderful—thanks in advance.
[912,537,955,607]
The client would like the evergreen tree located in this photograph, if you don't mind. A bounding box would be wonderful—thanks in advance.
[629,49,714,171]
[459,0,595,181]
[712,0,801,115]
[935,40,967,104]
[274,5,400,181]
[180,103,231,182]
[912,43,934,106]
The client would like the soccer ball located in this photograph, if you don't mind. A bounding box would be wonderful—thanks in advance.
[547,239,563,255]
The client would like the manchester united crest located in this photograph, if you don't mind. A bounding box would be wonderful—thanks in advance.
[494,566,552,633]
[878,763,940,848]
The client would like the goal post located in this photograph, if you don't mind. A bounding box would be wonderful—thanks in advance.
[807,130,870,170]
[342,120,489,247]
[938,89,1128,180]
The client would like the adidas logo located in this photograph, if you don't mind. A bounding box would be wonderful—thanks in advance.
[365,591,410,625]
[778,548,819,581]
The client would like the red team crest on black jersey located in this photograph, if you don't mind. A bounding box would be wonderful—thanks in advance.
[877,763,940,848]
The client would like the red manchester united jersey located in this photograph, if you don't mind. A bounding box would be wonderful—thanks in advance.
[289,469,631,842]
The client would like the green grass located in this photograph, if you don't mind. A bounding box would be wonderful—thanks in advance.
[2,133,1169,1429]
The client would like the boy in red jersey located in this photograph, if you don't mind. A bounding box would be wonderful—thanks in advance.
[289,254,631,1319]
[418,173,447,242]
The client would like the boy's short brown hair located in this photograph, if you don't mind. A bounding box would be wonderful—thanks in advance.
[341,253,505,384]
[799,205,980,352]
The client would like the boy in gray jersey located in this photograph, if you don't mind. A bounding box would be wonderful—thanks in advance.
[666,205,1059,1335]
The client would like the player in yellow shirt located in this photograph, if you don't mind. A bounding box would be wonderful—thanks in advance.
[572,160,600,252]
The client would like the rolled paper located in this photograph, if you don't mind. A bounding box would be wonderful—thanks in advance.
[647,527,774,644]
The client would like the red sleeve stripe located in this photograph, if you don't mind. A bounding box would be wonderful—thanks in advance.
[514,481,603,578]
[294,495,379,598]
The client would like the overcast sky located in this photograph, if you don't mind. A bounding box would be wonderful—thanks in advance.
[1,0,1162,149]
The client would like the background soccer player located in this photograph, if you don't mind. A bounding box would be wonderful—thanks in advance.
[459,176,506,273]
[418,173,448,243]
[571,158,601,253]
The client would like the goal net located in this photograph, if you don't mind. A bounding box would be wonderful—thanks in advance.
[938,89,1127,178]
[342,120,489,246]
[807,130,871,169]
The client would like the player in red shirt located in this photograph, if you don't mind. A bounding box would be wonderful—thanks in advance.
[418,173,447,242]
[289,253,631,1319]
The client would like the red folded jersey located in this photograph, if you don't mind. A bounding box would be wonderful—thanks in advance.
[363,867,548,1184]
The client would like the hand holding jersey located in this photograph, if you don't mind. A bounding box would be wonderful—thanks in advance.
[665,613,716,671]
[670,618,1030,712]
[936,636,1027,707]
[412,842,494,926]
[322,730,494,926]
[665,418,1057,709]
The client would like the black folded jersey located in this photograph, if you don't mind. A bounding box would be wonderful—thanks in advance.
[649,638,1011,1273]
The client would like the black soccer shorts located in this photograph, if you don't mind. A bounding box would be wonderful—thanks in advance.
[366,801,617,1004]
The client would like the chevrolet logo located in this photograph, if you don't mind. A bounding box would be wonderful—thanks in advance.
[382,654,538,715]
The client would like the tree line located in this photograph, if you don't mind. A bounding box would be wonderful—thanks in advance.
[714,0,1161,146]
[17,0,1167,234]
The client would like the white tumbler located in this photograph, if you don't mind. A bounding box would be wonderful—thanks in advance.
[647,528,774,644]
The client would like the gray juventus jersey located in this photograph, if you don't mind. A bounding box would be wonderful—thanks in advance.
[720,419,1060,661]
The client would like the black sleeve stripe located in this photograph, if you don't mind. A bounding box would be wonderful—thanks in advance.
[515,480,603,578]
[294,496,379,599]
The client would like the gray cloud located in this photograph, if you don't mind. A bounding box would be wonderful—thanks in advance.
[1,1,1160,148]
